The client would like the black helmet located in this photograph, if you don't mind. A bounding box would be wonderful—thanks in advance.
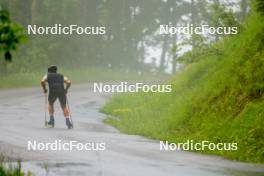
[48,65,57,73]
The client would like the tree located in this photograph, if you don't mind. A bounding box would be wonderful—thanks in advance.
[171,35,178,74]
[256,0,264,15]
[209,0,239,42]
[240,0,249,21]
[0,8,26,74]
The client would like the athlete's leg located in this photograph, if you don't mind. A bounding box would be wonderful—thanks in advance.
[59,93,73,128]
[62,105,69,117]
[48,103,54,115]
[47,93,57,127]
[58,93,69,117]
[48,92,56,115]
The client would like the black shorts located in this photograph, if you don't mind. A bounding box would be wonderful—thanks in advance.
[48,92,66,108]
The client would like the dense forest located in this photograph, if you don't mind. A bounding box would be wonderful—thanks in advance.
[0,0,249,76]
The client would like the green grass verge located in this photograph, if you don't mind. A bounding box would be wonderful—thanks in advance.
[102,13,264,163]
[0,157,32,176]
[0,67,164,88]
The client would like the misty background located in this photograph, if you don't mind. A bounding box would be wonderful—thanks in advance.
[0,0,249,76]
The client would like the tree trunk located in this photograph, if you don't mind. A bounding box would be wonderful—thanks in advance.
[159,35,169,73]
[172,34,178,74]
[240,0,248,22]
[190,0,195,49]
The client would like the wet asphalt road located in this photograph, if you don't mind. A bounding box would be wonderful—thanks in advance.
[0,84,264,176]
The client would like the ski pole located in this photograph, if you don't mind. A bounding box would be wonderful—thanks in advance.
[66,95,73,125]
[44,93,48,126]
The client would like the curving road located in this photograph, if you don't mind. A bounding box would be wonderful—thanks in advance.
[0,84,264,176]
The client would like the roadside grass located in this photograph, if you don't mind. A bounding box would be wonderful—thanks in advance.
[0,155,32,176]
[102,13,264,163]
[0,67,165,88]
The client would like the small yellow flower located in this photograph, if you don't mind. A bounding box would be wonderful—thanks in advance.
[113,108,132,113]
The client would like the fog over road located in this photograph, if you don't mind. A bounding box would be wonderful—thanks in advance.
[0,84,263,176]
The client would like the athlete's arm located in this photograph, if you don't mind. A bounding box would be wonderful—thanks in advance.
[64,76,71,93]
[41,75,48,93]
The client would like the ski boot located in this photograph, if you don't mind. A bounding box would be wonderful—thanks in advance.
[47,116,55,128]
[66,118,73,129]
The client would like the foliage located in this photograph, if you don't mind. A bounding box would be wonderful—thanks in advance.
[172,0,241,65]
[102,11,264,163]
[0,8,26,62]
[209,1,239,27]
[0,157,32,176]
[255,0,264,15]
